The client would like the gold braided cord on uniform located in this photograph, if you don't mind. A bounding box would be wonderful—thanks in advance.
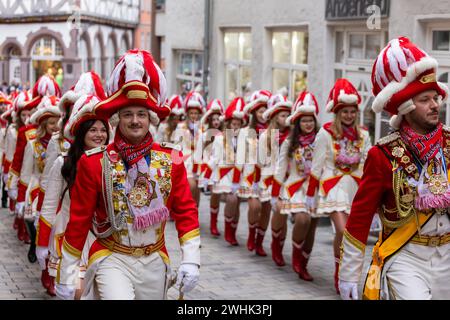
[379,160,417,229]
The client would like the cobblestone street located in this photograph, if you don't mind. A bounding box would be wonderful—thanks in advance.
[0,193,377,300]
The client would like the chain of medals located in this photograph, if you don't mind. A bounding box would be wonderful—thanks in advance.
[294,143,314,177]
[332,136,363,172]
[34,140,47,173]
[383,135,450,229]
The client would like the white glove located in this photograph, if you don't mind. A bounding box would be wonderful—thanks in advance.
[15,201,24,217]
[231,183,240,194]
[176,263,199,293]
[55,283,76,300]
[252,182,259,193]
[36,246,49,270]
[305,196,316,211]
[8,188,17,200]
[2,173,8,186]
[339,280,359,300]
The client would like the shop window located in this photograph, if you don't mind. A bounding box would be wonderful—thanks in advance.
[271,30,308,99]
[176,51,203,97]
[224,31,252,103]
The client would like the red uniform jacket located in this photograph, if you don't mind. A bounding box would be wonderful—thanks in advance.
[11,124,37,202]
[62,142,200,272]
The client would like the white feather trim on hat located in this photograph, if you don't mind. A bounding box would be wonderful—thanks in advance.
[232,111,245,119]
[30,97,61,125]
[58,90,83,113]
[337,90,359,105]
[200,106,223,126]
[171,107,185,116]
[243,96,269,114]
[326,100,335,113]
[64,95,99,141]
[74,72,96,94]
[372,57,439,113]
[149,110,160,126]
[286,104,317,126]
[438,81,450,99]
[262,102,292,121]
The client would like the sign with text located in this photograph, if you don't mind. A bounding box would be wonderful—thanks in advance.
[325,0,390,20]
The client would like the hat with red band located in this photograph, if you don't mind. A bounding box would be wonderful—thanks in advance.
[371,36,448,128]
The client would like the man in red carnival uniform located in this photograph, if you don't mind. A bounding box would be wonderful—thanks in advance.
[56,49,200,300]
[339,37,450,300]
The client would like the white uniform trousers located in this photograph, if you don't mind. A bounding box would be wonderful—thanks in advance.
[94,252,167,300]
[384,246,450,300]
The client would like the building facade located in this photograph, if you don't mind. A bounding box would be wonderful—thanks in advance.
[0,0,139,92]
[135,0,152,52]
[154,0,450,142]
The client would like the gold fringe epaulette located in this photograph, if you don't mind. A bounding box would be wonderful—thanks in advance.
[376,131,400,146]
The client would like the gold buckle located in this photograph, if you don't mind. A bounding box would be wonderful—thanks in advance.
[428,236,440,247]
[132,248,145,257]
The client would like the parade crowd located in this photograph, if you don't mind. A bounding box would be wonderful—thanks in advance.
[0,36,448,300]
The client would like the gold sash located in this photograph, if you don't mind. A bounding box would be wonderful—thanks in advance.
[362,210,434,300]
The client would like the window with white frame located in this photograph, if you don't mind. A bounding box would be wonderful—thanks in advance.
[176,51,203,97]
[224,31,252,104]
[333,29,389,142]
[432,30,450,51]
[271,30,308,100]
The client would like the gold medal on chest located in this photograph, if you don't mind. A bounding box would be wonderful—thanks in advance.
[128,172,157,208]
[427,174,448,195]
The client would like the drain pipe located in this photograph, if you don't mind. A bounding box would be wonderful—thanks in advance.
[202,0,211,101]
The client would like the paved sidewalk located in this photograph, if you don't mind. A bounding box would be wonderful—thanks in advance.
[0,194,377,300]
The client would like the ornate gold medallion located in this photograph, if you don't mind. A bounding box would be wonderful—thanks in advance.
[392,146,404,158]
[427,174,448,195]
[128,186,149,208]
[128,172,152,208]
[400,193,414,203]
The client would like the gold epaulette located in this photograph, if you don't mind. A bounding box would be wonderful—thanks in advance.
[160,142,181,151]
[85,146,107,156]
[376,131,400,146]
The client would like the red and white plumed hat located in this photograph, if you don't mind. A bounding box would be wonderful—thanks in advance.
[243,90,272,114]
[286,91,319,126]
[221,97,246,122]
[64,94,103,141]
[12,90,32,120]
[371,36,449,128]
[183,91,206,113]
[29,96,61,125]
[200,99,224,126]
[168,94,185,116]
[24,75,61,111]
[263,94,292,121]
[58,71,105,116]
[326,78,361,113]
[95,49,170,123]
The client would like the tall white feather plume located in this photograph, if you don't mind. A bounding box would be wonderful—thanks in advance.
[124,52,145,83]
[74,72,95,94]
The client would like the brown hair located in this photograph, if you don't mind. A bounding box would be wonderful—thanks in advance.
[288,116,319,159]
[166,114,182,142]
[204,114,224,149]
[36,118,50,140]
